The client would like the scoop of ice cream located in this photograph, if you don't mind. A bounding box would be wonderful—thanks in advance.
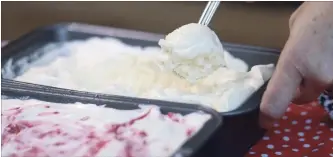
[158,23,226,82]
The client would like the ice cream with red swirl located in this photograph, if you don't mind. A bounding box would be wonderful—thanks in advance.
[1,99,211,157]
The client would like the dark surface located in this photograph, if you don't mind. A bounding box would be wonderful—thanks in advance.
[1,80,222,157]
[1,23,280,157]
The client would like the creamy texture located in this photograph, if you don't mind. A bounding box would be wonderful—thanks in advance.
[1,99,210,157]
[159,23,226,81]
[12,36,275,112]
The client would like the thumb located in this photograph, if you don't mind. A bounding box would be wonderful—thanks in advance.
[260,45,303,128]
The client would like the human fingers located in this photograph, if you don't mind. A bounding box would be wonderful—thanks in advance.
[259,41,303,129]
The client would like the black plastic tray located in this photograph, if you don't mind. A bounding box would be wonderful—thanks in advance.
[1,80,222,157]
[1,23,280,157]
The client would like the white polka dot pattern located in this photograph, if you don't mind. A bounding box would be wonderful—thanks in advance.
[246,102,333,157]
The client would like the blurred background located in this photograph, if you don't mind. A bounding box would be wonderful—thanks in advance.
[1,1,301,49]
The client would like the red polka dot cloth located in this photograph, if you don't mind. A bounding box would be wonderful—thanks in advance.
[246,102,333,157]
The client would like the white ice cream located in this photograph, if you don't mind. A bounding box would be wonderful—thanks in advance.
[8,24,275,112]
[1,99,210,157]
[159,23,226,81]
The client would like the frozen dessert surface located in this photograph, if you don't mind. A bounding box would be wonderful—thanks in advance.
[1,99,210,157]
[7,23,275,112]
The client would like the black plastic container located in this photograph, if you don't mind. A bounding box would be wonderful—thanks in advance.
[1,23,280,157]
[1,80,222,157]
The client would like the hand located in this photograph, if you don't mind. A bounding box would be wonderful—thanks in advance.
[260,2,333,129]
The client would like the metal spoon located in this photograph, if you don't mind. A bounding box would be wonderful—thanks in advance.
[198,1,221,26]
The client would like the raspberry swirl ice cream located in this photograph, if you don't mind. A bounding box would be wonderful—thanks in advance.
[1,99,211,157]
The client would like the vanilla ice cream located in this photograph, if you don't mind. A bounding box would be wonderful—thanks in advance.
[1,99,210,157]
[159,23,226,81]
[5,24,275,112]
